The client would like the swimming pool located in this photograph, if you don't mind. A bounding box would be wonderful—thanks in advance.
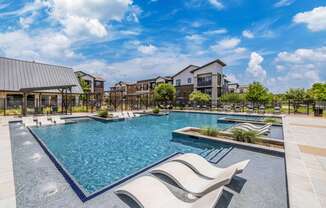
[29,112,242,198]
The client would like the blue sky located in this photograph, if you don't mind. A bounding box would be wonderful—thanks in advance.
[0,0,325,92]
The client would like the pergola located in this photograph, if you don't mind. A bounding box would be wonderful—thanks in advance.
[19,84,76,116]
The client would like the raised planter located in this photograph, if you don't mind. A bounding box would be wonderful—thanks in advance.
[218,117,283,126]
[173,127,284,154]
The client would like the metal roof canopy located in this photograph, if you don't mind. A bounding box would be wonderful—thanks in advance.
[19,84,76,92]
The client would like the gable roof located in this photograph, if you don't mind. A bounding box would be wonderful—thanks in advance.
[0,57,83,93]
[137,76,171,83]
[172,65,199,78]
[75,70,105,82]
[191,59,226,73]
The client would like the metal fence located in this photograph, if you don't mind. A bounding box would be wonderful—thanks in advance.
[0,94,102,116]
[1,95,325,117]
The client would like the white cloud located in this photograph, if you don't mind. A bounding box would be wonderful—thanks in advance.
[0,30,77,63]
[276,65,285,72]
[62,15,108,39]
[293,7,326,32]
[211,38,241,51]
[0,0,49,17]
[208,0,224,10]
[276,47,326,63]
[234,47,247,54]
[137,44,158,55]
[185,34,205,43]
[268,47,326,92]
[274,0,295,8]
[47,0,134,39]
[242,30,254,39]
[49,0,132,22]
[204,28,228,35]
[246,52,267,79]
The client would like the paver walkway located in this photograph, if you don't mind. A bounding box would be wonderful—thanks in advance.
[283,115,326,208]
[0,117,16,208]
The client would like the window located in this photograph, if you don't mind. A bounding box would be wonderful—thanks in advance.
[95,81,102,87]
[143,83,148,90]
[197,74,212,87]
[187,78,192,84]
[199,88,212,96]
[176,79,181,86]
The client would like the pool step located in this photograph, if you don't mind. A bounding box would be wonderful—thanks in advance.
[200,146,233,164]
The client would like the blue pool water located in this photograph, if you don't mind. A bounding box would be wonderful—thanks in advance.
[30,112,236,195]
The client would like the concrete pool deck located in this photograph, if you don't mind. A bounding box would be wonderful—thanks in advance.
[283,115,326,208]
[0,117,16,208]
[1,113,325,207]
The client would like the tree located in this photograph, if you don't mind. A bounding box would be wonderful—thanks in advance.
[220,93,245,104]
[284,88,308,112]
[245,82,270,104]
[153,83,176,106]
[78,77,91,105]
[308,83,326,101]
[284,88,307,100]
[189,91,211,104]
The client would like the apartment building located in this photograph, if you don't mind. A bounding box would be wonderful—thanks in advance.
[74,71,105,94]
[108,58,230,106]
[228,83,248,94]
[173,65,198,103]
[172,59,227,104]
[136,76,173,95]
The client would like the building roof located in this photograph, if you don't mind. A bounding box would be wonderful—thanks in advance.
[137,76,171,83]
[75,71,105,82]
[0,57,83,93]
[172,65,199,78]
[190,58,226,73]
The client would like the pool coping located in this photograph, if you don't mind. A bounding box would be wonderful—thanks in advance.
[26,125,180,202]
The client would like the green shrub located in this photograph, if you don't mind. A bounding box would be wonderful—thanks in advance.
[200,127,220,137]
[264,117,279,124]
[97,109,108,118]
[189,91,211,103]
[153,108,160,114]
[231,128,258,143]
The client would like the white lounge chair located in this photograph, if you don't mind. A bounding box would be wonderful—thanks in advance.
[112,112,124,119]
[239,123,271,131]
[150,161,236,197]
[22,117,37,127]
[115,176,224,208]
[50,116,66,125]
[233,126,269,135]
[37,117,53,126]
[122,112,130,118]
[128,111,140,117]
[172,153,249,179]
[127,111,134,118]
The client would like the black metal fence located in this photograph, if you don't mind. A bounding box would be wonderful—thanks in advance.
[1,94,325,117]
[0,94,103,116]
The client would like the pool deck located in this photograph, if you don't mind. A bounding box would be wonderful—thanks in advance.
[0,117,16,208]
[283,115,326,208]
[1,112,326,207]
